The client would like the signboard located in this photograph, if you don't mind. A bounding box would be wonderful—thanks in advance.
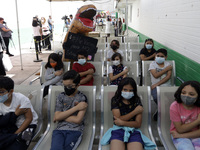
[63,32,98,61]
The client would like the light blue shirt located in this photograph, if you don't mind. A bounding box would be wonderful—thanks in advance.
[100,125,156,150]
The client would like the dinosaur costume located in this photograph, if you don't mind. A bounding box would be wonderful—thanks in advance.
[62,4,97,67]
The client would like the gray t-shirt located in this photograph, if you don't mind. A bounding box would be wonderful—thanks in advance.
[149,61,171,86]
[55,91,88,132]
[0,24,12,38]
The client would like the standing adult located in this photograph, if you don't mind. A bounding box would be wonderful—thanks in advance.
[105,16,111,37]
[48,15,53,40]
[122,18,126,35]
[0,17,14,57]
[114,19,118,37]
[41,17,51,50]
[118,18,122,35]
[0,32,6,76]
[32,17,42,54]
[69,14,73,22]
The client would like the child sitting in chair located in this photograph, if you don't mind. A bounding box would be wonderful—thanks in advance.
[72,50,95,86]
[0,76,38,150]
[149,48,172,121]
[51,70,88,150]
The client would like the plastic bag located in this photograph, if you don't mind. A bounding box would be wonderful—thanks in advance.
[2,53,13,71]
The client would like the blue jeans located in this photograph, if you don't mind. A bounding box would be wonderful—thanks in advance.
[151,87,157,104]
[51,130,82,150]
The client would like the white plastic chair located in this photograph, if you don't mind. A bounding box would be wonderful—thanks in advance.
[128,42,144,50]
[128,49,141,61]
[91,61,104,99]
[98,86,157,150]
[33,85,96,150]
[107,37,123,44]
[142,60,176,86]
[157,86,178,150]
[14,85,44,142]
[30,62,70,85]
[106,61,139,86]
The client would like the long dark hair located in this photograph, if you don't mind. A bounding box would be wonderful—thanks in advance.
[32,17,39,27]
[143,38,154,49]
[174,80,200,107]
[45,53,64,71]
[112,77,140,104]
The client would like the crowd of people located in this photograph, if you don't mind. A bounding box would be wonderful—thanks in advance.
[96,16,126,37]
[32,15,53,55]
[0,13,200,150]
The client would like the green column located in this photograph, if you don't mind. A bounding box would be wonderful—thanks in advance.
[115,12,118,18]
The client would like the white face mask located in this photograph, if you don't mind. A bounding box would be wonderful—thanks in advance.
[112,60,120,66]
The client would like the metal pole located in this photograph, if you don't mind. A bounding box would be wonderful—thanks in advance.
[15,0,23,70]
[126,0,128,36]
[49,0,54,50]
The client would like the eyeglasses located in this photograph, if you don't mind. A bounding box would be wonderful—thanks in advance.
[63,84,77,89]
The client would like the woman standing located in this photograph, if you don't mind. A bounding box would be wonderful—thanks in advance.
[0,17,13,56]
[0,32,6,76]
[41,17,51,50]
[105,16,111,37]
[32,17,42,54]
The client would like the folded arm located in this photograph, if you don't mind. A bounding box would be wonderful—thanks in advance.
[140,53,156,61]
[150,65,172,79]
[54,102,87,122]
[65,109,87,124]
[112,105,143,121]
[114,113,142,128]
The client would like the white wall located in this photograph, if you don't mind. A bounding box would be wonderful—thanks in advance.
[123,0,200,64]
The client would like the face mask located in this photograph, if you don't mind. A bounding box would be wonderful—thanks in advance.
[64,87,76,96]
[112,60,120,66]
[181,95,197,106]
[121,92,134,100]
[155,57,165,64]
[78,59,86,65]
[0,93,8,103]
[111,45,118,50]
[146,44,152,49]
[50,62,57,68]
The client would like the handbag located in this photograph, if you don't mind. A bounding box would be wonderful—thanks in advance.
[2,53,13,71]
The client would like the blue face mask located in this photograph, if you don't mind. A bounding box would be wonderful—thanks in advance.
[78,59,86,65]
[146,44,152,49]
[121,92,134,100]
[0,93,8,103]
[155,57,165,64]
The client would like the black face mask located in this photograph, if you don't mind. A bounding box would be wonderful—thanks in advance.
[64,87,76,96]
[111,45,118,50]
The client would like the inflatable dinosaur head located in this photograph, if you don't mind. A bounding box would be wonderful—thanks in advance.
[71,4,97,34]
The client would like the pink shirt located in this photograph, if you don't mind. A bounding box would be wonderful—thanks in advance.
[170,101,200,132]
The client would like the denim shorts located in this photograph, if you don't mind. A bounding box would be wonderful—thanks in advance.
[110,129,144,145]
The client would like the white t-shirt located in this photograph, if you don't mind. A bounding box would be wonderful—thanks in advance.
[32,26,41,37]
[107,49,124,60]
[0,92,38,128]
[42,23,50,36]
[105,21,111,34]
[108,65,127,74]
[148,61,171,86]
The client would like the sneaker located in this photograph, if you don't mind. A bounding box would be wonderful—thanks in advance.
[19,128,32,141]
[153,109,158,121]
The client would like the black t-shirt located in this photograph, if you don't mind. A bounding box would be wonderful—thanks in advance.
[139,48,156,60]
[111,97,143,121]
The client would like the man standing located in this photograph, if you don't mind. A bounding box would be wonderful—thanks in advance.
[0,17,14,57]
[48,15,53,40]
